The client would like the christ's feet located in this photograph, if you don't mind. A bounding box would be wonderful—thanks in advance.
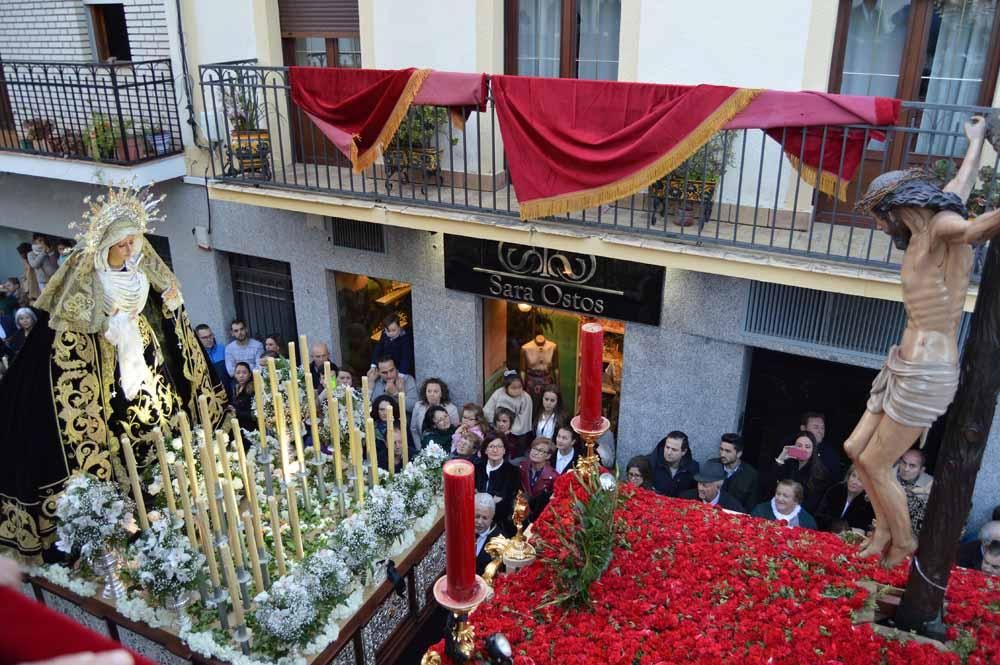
[882,539,917,569]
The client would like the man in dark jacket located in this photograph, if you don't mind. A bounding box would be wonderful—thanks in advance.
[680,460,746,512]
[648,431,699,497]
[706,433,759,510]
[474,493,510,575]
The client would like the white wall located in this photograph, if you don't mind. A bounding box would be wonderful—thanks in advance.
[184,0,257,66]
[636,0,817,210]
[636,0,813,89]
[371,0,477,71]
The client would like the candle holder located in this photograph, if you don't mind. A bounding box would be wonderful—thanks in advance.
[258,548,273,590]
[236,565,252,609]
[483,492,536,584]
[295,470,313,513]
[232,623,252,656]
[308,455,327,500]
[256,446,275,497]
[91,547,127,600]
[214,482,229,548]
[432,575,490,663]
[571,415,610,480]
[210,587,230,630]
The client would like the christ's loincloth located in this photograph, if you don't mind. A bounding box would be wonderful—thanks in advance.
[866,345,959,432]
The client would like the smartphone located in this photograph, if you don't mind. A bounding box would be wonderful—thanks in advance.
[784,445,810,461]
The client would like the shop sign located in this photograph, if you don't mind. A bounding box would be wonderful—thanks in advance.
[443,235,665,325]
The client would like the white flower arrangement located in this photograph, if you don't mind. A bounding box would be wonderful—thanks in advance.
[54,474,133,561]
[252,575,319,648]
[363,485,408,547]
[395,465,434,519]
[317,382,367,452]
[130,516,204,605]
[25,563,99,597]
[414,442,447,493]
[300,549,352,602]
[330,512,378,573]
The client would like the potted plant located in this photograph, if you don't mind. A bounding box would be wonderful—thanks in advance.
[143,123,174,156]
[650,132,735,226]
[384,106,457,191]
[931,159,999,217]
[115,122,147,162]
[86,113,119,161]
[222,78,271,178]
[50,130,87,159]
[23,118,53,152]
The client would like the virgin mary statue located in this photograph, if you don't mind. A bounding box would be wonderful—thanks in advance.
[0,186,227,559]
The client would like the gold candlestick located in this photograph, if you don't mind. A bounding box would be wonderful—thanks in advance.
[273,391,290,480]
[219,543,245,627]
[365,417,379,488]
[267,496,287,577]
[153,428,177,517]
[386,421,396,479]
[361,375,371,423]
[243,510,264,593]
[252,369,268,450]
[351,426,365,505]
[196,499,221,587]
[298,334,309,374]
[325,363,344,490]
[287,380,308,479]
[232,424,265,553]
[198,442,222,536]
[287,481,305,559]
[304,370,323,460]
[398,391,409,467]
[198,394,214,454]
[173,461,200,553]
[223,481,245,569]
[178,412,200,505]
[216,430,235,487]
[121,437,149,530]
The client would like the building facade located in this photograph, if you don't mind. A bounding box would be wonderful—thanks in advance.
[2,0,1000,529]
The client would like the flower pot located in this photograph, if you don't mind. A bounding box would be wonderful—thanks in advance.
[115,135,148,162]
[228,128,271,178]
[658,175,718,227]
[145,132,174,156]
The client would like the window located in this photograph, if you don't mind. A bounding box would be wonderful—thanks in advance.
[831,0,1000,154]
[506,0,621,80]
[289,36,362,68]
[89,3,132,62]
[331,217,385,253]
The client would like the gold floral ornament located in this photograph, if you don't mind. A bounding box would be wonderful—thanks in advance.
[69,183,164,255]
[37,183,176,334]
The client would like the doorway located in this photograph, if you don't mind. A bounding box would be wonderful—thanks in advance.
[741,348,878,471]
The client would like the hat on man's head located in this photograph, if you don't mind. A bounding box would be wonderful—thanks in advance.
[694,460,726,483]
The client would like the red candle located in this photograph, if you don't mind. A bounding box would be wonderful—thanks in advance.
[442,459,477,602]
[578,322,604,431]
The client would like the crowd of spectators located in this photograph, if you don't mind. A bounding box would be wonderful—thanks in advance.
[0,233,74,373]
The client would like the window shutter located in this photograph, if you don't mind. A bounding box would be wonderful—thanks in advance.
[278,0,360,36]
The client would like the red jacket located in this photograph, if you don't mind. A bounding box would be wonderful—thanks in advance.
[519,460,557,498]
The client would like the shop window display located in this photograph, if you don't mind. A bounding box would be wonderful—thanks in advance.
[334,271,414,377]
[483,300,623,435]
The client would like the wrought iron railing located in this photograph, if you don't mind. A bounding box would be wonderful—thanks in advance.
[199,60,999,274]
[0,59,183,165]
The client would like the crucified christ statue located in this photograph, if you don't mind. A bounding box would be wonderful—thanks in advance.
[846,115,1000,569]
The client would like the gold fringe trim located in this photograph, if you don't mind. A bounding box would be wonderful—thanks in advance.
[786,154,849,201]
[518,87,763,221]
[351,68,433,173]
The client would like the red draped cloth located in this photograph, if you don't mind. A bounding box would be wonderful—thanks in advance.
[0,587,156,665]
[288,67,487,172]
[289,67,430,172]
[728,90,901,200]
[490,75,760,220]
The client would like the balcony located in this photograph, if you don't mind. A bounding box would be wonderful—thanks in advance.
[198,60,999,283]
[0,59,186,184]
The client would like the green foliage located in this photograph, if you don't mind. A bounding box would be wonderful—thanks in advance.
[391,106,458,150]
[87,113,120,160]
[672,133,737,183]
[537,474,626,609]
[929,160,999,217]
[223,77,262,131]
